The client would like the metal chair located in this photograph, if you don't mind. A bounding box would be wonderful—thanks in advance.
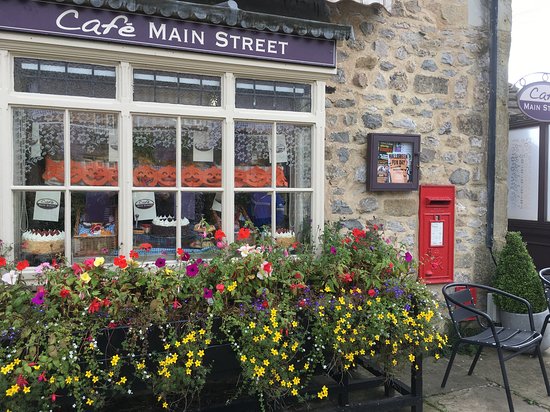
[539,268,550,337]
[441,282,550,412]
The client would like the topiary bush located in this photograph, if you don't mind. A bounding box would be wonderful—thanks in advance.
[493,231,547,314]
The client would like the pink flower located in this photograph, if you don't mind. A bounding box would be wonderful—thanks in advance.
[203,288,213,299]
[186,263,199,277]
[330,246,337,255]
[172,299,182,309]
[216,283,225,293]
[405,251,413,262]
[155,257,166,268]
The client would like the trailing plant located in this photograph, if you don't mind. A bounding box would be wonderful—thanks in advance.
[0,224,446,411]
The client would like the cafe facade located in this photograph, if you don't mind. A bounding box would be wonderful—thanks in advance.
[0,0,511,285]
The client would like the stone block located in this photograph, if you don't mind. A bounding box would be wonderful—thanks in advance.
[383,199,417,217]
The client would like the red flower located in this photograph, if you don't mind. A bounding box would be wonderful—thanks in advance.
[129,250,139,259]
[107,321,118,329]
[261,300,269,308]
[71,263,83,275]
[16,374,28,388]
[114,256,128,269]
[216,283,225,293]
[388,262,394,269]
[214,229,226,241]
[0,257,5,268]
[294,272,302,279]
[352,228,366,241]
[172,299,182,309]
[38,371,47,382]
[59,288,71,298]
[16,260,29,271]
[237,227,250,240]
[139,243,152,252]
[368,289,377,297]
[51,393,58,402]
[101,298,111,307]
[88,298,101,314]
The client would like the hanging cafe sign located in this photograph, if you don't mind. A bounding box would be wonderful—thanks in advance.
[517,78,550,122]
[0,0,336,67]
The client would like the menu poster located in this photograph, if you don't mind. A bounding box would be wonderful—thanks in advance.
[388,153,410,183]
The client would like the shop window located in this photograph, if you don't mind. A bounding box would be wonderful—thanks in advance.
[508,127,539,221]
[133,69,221,106]
[235,78,311,112]
[8,54,321,264]
[14,58,116,98]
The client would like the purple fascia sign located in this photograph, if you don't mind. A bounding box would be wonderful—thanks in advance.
[517,81,550,122]
[0,0,336,67]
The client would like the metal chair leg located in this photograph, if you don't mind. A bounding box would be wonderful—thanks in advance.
[534,344,550,396]
[497,347,514,412]
[441,342,460,388]
[468,346,483,376]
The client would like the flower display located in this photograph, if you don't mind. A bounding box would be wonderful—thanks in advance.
[0,222,446,411]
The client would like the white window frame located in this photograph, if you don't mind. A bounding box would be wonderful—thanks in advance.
[0,32,331,264]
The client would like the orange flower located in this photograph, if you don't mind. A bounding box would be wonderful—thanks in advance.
[139,243,152,252]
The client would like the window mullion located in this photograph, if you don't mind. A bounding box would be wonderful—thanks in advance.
[176,116,182,250]
[312,80,325,246]
[224,72,235,244]
[119,62,133,256]
[64,109,72,260]
[1,50,14,255]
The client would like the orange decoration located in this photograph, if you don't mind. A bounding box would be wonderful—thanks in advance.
[133,165,159,187]
[43,157,288,188]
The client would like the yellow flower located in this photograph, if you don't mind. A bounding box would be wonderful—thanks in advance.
[288,364,295,372]
[49,376,55,384]
[163,402,168,409]
[65,376,72,384]
[409,354,416,363]
[92,376,99,383]
[198,350,205,357]
[23,386,30,394]
[93,257,105,267]
[317,385,329,399]
[111,354,120,366]
[86,398,94,406]
[291,388,298,396]
[136,362,145,370]
[80,272,91,283]
[240,355,247,363]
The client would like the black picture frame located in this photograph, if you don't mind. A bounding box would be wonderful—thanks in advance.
[367,133,420,191]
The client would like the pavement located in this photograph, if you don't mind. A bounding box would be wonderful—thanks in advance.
[406,349,550,412]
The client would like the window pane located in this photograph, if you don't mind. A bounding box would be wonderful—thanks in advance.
[70,111,118,186]
[181,119,222,187]
[276,192,311,244]
[181,192,221,255]
[14,191,65,265]
[13,107,65,186]
[133,69,221,106]
[131,191,221,259]
[133,116,177,187]
[72,192,117,261]
[133,191,177,259]
[236,78,311,112]
[14,58,116,98]
[235,122,273,188]
[508,127,539,221]
[276,124,311,188]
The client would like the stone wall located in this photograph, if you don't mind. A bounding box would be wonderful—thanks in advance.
[324,0,511,283]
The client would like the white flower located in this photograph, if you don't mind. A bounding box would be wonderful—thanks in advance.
[1,270,17,285]
[237,244,257,257]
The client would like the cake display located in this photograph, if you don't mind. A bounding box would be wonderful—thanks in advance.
[151,216,190,236]
[22,229,65,255]
[273,230,296,248]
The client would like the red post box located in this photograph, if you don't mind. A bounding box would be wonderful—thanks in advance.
[418,185,455,284]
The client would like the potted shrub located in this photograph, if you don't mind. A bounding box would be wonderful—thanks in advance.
[492,231,550,350]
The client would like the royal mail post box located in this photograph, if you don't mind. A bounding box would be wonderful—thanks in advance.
[418,185,455,284]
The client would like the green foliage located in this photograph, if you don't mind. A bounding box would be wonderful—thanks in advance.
[493,231,547,313]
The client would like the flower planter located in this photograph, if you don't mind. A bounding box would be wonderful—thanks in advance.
[500,309,550,352]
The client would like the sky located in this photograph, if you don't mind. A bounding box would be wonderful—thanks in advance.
[508,1,550,85]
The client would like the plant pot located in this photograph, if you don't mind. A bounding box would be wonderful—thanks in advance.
[500,309,550,352]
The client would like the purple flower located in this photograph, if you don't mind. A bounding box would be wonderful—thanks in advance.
[31,290,45,306]
[101,247,109,255]
[182,252,191,262]
[155,257,166,268]
[404,251,413,262]
[330,246,337,255]
[186,263,199,277]
[203,288,213,299]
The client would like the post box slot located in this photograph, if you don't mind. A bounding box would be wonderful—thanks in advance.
[426,197,451,206]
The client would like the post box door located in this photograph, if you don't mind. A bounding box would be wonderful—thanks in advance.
[418,185,455,284]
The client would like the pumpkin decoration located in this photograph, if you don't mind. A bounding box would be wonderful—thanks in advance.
[42,157,64,185]
[81,162,111,186]
[158,165,177,187]
[133,165,159,187]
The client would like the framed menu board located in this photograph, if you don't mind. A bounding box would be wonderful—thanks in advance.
[367,133,420,191]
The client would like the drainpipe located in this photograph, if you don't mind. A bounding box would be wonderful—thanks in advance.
[486,0,498,251]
